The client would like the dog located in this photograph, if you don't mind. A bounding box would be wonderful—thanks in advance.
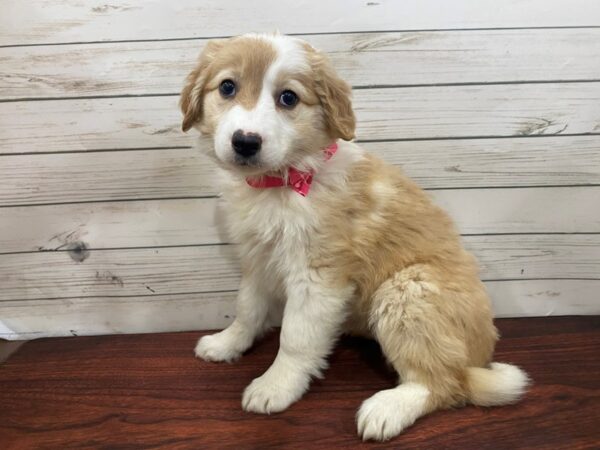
[180,33,529,441]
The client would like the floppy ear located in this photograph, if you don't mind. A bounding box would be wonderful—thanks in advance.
[309,48,356,141]
[180,40,225,132]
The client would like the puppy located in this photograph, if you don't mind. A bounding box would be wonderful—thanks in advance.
[180,33,529,441]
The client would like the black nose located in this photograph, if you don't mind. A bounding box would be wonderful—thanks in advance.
[232,130,262,157]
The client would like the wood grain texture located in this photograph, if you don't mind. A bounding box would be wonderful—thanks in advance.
[1,281,598,340]
[2,136,600,206]
[0,316,598,449]
[2,188,600,254]
[368,136,600,189]
[0,198,225,253]
[2,83,599,154]
[3,29,600,100]
[2,0,599,46]
[0,245,241,302]
[0,291,238,340]
[1,235,598,302]
[1,0,599,335]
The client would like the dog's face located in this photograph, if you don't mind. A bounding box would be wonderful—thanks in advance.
[180,34,355,175]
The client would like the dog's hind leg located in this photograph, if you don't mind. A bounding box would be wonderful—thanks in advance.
[357,266,472,441]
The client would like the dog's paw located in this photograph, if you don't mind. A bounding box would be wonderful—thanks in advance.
[357,391,406,441]
[194,333,242,363]
[357,386,427,441]
[242,372,305,414]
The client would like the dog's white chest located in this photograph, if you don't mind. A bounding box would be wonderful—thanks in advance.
[225,189,318,291]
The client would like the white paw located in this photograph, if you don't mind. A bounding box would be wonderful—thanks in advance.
[194,333,243,363]
[357,385,429,441]
[242,372,306,414]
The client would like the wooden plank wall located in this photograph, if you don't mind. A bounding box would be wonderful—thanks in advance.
[1,1,599,339]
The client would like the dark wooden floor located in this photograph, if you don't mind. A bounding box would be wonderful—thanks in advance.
[0,317,598,450]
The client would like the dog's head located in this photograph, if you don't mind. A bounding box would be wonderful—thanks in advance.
[180,34,355,175]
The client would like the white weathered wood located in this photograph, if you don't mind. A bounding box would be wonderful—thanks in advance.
[2,188,599,254]
[0,149,213,205]
[466,234,600,280]
[2,83,599,154]
[0,245,242,301]
[1,235,598,302]
[2,136,599,206]
[356,84,600,141]
[368,137,600,189]
[0,291,238,340]
[3,29,600,100]
[1,1,599,336]
[433,188,600,235]
[0,198,225,253]
[486,280,600,318]
[2,0,598,46]
[1,279,598,340]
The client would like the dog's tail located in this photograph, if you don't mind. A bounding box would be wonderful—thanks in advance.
[465,362,530,406]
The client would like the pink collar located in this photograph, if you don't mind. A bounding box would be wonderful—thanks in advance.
[246,142,338,197]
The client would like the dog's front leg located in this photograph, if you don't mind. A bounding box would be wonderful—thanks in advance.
[242,274,352,414]
[195,276,270,363]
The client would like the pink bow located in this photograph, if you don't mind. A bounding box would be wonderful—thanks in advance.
[246,143,338,197]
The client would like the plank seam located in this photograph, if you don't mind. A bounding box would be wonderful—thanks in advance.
[359,134,600,143]
[3,79,600,103]
[0,279,598,304]
[1,133,598,158]
[0,289,239,303]
[1,25,599,48]
[1,233,598,256]
[2,183,600,209]
[0,146,193,157]
[3,133,598,159]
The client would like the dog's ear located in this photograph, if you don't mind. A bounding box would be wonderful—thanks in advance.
[308,47,356,141]
[180,40,225,132]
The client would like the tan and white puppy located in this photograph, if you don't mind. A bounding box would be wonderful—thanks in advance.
[180,33,529,441]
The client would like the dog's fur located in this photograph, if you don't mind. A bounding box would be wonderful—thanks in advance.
[180,33,529,441]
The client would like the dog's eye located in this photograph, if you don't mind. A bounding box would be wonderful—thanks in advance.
[219,79,236,98]
[278,90,299,108]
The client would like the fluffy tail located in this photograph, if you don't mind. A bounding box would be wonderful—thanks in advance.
[466,362,530,406]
